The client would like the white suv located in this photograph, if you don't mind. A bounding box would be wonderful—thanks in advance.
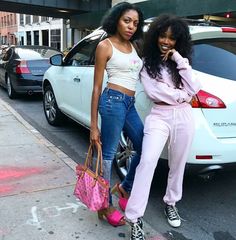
[42,22,236,177]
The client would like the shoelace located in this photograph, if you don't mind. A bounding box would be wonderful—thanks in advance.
[137,218,143,229]
[166,205,186,222]
[131,222,145,240]
[166,205,180,220]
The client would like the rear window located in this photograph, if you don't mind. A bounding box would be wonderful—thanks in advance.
[192,39,236,81]
[15,48,60,60]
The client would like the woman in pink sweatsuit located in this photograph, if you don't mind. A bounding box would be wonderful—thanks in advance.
[125,15,201,240]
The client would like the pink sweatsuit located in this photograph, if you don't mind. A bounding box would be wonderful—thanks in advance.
[125,51,201,222]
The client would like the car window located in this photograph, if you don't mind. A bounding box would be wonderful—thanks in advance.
[65,34,102,66]
[192,39,236,81]
[15,48,60,60]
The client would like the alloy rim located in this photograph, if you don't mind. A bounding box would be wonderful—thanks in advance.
[115,132,136,178]
[7,77,11,96]
[44,90,56,122]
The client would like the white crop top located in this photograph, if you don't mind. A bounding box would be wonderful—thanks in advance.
[106,39,143,91]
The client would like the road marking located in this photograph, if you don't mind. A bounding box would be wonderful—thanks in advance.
[26,206,44,229]
[26,201,85,229]
[43,202,82,217]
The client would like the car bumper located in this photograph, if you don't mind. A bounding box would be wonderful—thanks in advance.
[158,157,236,176]
[185,161,236,175]
[184,109,236,166]
[11,74,43,93]
[189,137,236,164]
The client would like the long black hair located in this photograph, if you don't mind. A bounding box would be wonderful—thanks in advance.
[101,2,144,41]
[143,14,192,88]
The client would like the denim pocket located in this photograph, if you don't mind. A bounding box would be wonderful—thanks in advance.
[100,91,125,116]
[107,92,123,102]
[106,92,124,112]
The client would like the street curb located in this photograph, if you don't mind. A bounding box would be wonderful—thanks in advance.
[0,98,77,172]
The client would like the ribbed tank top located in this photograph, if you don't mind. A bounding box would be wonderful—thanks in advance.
[106,38,143,91]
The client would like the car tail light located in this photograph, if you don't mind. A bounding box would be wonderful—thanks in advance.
[15,60,30,74]
[221,27,236,33]
[191,90,226,108]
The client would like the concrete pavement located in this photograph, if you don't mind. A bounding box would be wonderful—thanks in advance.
[0,97,164,240]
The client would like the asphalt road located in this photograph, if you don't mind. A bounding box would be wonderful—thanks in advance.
[0,88,236,240]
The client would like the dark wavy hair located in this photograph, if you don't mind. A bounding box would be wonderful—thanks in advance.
[143,14,192,88]
[101,2,144,41]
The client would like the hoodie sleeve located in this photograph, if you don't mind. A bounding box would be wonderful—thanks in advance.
[140,67,191,105]
[171,51,201,95]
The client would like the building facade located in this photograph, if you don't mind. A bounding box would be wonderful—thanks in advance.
[0,11,94,52]
[17,14,67,51]
[0,11,17,45]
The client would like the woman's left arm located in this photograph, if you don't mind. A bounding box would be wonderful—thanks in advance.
[171,51,201,96]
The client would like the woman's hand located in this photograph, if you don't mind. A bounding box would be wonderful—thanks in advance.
[161,49,176,62]
[90,127,102,150]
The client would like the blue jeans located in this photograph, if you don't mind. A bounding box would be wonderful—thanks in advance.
[98,88,143,204]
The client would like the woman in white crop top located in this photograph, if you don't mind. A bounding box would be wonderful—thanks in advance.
[90,2,144,227]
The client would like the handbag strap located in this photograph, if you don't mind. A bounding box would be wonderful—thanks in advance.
[95,145,103,177]
[84,144,93,168]
[84,144,104,178]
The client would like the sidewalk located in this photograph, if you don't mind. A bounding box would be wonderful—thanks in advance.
[0,98,163,240]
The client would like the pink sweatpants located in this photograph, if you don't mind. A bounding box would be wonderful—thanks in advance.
[125,102,195,222]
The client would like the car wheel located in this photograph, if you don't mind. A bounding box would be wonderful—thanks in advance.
[43,85,65,126]
[6,76,17,99]
[114,131,136,180]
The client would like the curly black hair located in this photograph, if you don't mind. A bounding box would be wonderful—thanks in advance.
[101,2,144,41]
[143,14,192,88]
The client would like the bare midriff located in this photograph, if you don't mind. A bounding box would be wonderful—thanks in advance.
[107,83,135,97]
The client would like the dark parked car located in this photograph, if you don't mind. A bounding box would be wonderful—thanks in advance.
[0,45,61,98]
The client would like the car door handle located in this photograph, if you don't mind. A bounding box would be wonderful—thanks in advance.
[73,77,80,82]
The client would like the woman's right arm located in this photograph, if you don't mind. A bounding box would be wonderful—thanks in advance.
[90,40,110,147]
[171,51,201,95]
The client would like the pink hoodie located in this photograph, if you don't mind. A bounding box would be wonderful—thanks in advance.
[140,51,201,105]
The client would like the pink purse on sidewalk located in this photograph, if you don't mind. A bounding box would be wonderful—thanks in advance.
[74,144,109,211]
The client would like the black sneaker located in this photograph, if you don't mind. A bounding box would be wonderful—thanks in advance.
[164,204,181,228]
[129,218,145,240]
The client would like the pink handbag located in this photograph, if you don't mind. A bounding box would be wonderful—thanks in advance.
[74,144,109,211]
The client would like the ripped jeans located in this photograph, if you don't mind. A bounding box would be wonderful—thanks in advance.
[98,88,143,204]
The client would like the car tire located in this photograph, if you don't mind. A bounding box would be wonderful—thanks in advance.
[43,85,65,126]
[6,75,17,99]
[114,131,136,180]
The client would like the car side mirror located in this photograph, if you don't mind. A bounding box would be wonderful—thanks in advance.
[50,54,64,66]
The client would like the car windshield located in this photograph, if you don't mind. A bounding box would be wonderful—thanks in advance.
[192,38,236,81]
[15,48,60,60]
